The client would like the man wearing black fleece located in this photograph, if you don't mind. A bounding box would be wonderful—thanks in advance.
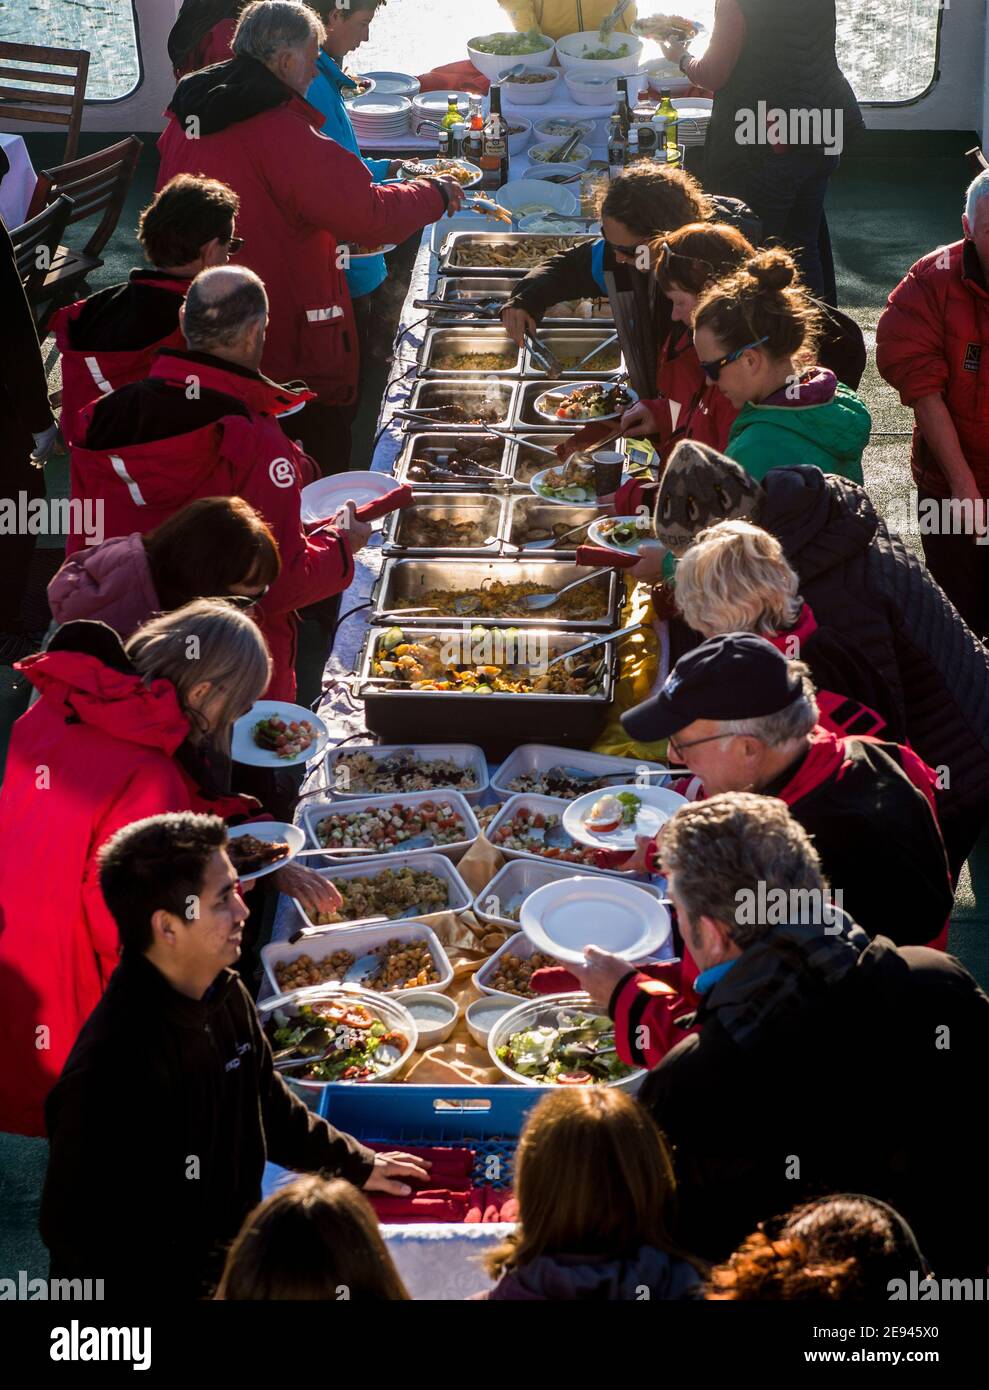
[621,634,954,948]
[40,812,428,1299]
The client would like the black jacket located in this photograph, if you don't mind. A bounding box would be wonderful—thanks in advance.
[765,733,953,946]
[704,0,863,187]
[40,953,374,1299]
[65,270,190,353]
[641,923,989,1275]
[0,216,53,439]
[756,468,989,848]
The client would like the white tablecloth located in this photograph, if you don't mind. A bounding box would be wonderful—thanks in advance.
[0,133,38,229]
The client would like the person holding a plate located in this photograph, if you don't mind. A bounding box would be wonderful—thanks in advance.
[40,812,430,1300]
[157,0,465,472]
[617,634,954,949]
[576,793,989,1274]
[70,266,371,702]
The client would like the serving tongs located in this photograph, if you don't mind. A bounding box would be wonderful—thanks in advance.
[573,331,620,369]
[546,128,584,164]
[465,194,514,225]
[481,424,560,457]
[523,332,565,379]
[545,621,646,671]
[598,0,632,41]
[413,295,504,319]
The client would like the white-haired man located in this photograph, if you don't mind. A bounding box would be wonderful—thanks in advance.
[877,169,989,637]
[157,0,465,472]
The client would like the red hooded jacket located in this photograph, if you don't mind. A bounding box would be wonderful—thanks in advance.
[69,351,355,699]
[157,59,447,403]
[51,272,190,446]
[174,17,237,77]
[636,324,740,464]
[0,645,254,1136]
[876,238,989,496]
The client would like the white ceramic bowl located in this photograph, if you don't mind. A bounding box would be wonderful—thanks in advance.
[528,139,591,167]
[466,995,519,1048]
[502,67,560,106]
[503,116,533,156]
[495,178,579,219]
[643,57,692,97]
[403,990,459,1047]
[555,30,643,77]
[563,66,622,106]
[524,162,584,183]
[467,33,556,82]
[533,116,597,142]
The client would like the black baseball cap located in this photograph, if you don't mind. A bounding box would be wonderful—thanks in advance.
[621,633,805,742]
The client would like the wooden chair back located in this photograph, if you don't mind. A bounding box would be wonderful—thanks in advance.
[0,42,90,163]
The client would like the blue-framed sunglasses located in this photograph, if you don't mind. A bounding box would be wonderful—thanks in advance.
[699,335,770,382]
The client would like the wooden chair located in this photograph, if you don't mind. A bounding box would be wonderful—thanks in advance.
[0,42,90,164]
[967,146,989,175]
[8,193,74,309]
[24,135,143,304]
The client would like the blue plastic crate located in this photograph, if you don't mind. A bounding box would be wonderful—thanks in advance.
[316,1084,549,1188]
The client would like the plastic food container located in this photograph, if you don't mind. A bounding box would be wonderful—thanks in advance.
[487,992,645,1089]
[300,789,479,862]
[283,849,474,931]
[323,743,489,805]
[402,990,460,1047]
[491,743,670,800]
[262,920,454,998]
[472,857,599,930]
[483,793,619,870]
[257,984,418,1090]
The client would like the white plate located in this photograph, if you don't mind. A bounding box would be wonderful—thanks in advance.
[399,158,482,188]
[530,465,600,507]
[226,821,305,881]
[520,876,670,963]
[232,701,329,768]
[563,784,688,851]
[300,470,395,525]
[359,71,420,98]
[587,514,656,554]
[348,93,411,117]
[533,381,638,423]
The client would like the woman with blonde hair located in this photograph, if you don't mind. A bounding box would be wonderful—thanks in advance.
[476,1088,704,1301]
[0,598,333,1137]
[676,520,900,739]
[217,1176,410,1301]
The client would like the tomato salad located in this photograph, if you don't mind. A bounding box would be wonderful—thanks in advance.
[314,800,467,852]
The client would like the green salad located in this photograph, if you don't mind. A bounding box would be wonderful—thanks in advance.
[496,1010,636,1085]
[580,42,632,59]
[474,30,552,55]
[267,1001,408,1082]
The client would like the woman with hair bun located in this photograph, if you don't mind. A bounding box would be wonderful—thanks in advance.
[692,247,871,482]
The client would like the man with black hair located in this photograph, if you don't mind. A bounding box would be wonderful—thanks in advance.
[41,812,430,1299]
[52,174,242,445]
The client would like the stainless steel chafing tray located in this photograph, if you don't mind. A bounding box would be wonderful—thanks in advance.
[393,432,511,489]
[354,624,617,754]
[504,495,601,555]
[381,492,509,557]
[504,432,571,486]
[428,276,613,328]
[521,328,623,380]
[404,379,517,429]
[419,327,522,378]
[370,557,620,632]
[437,231,596,277]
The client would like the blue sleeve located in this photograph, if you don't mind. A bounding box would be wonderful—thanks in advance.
[590,239,608,295]
[365,155,392,183]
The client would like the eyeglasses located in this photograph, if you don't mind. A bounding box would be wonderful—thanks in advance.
[698,335,769,383]
[667,730,732,761]
[607,238,646,259]
[655,240,715,280]
[223,235,245,254]
[226,586,269,609]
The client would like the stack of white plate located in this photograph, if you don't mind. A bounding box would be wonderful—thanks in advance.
[672,97,713,148]
[411,90,471,128]
[349,92,412,139]
[359,70,420,99]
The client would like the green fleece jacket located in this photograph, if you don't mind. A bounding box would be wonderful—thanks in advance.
[725,373,871,485]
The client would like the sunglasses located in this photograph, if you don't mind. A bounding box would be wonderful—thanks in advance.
[655,240,715,279]
[223,235,245,254]
[698,335,769,383]
[607,238,647,259]
[226,585,269,609]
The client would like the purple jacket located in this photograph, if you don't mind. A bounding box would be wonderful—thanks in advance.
[480,1246,703,1301]
[48,532,160,640]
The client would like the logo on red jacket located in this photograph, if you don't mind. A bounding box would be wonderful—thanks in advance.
[269,457,297,488]
[964,344,982,372]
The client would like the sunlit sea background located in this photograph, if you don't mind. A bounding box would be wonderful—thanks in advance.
[0,0,942,105]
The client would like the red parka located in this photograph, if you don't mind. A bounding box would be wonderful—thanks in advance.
[0,645,254,1136]
[174,17,237,77]
[876,238,989,496]
[51,273,190,446]
[157,58,447,404]
[69,351,355,699]
[636,324,739,464]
